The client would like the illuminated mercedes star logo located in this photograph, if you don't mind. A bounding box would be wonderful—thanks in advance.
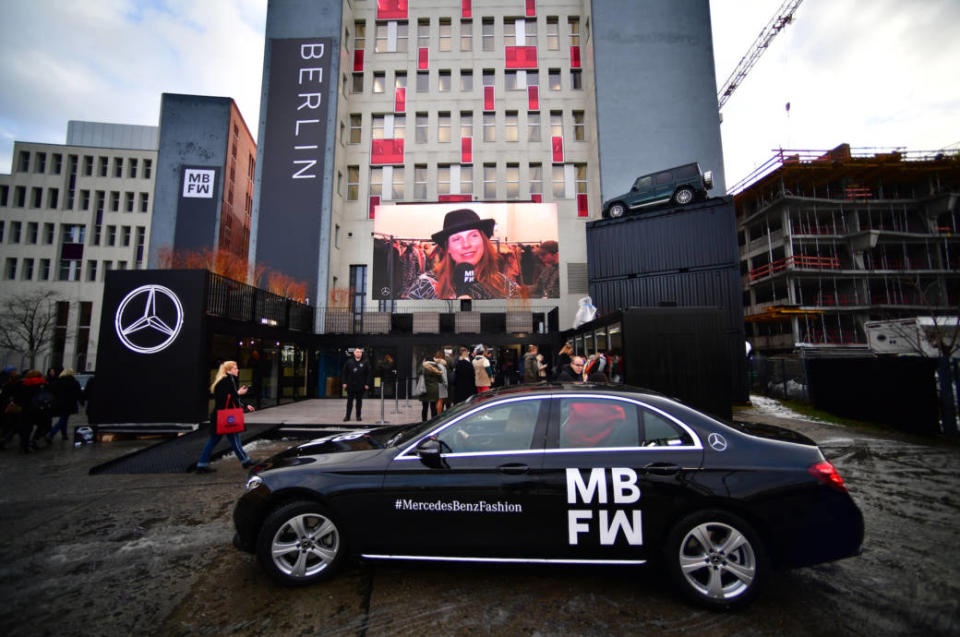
[114,284,184,354]
[707,433,728,452]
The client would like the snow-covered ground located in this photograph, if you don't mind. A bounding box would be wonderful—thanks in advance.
[748,394,833,424]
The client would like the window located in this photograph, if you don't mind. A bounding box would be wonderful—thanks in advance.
[87,260,97,282]
[573,111,585,141]
[505,18,536,46]
[552,165,565,198]
[438,112,451,142]
[571,69,582,90]
[372,115,386,140]
[19,151,30,172]
[347,166,359,200]
[0,221,4,242]
[482,68,495,87]
[435,399,543,453]
[529,163,543,196]
[558,398,638,449]
[118,261,127,270]
[460,165,473,195]
[27,222,38,244]
[438,70,451,92]
[32,187,43,208]
[460,69,473,91]
[352,73,364,93]
[47,188,59,209]
[139,193,149,213]
[416,71,428,93]
[44,223,55,244]
[395,71,407,90]
[506,163,520,199]
[415,165,428,199]
[0,185,7,206]
[10,221,22,243]
[349,114,362,144]
[483,163,497,199]
[129,158,138,178]
[460,112,473,138]
[114,157,123,178]
[460,19,472,51]
[125,192,134,213]
[576,163,588,194]
[370,167,383,197]
[39,259,50,281]
[390,166,404,200]
[55,153,64,175]
[5,258,16,280]
[111,191,120,212]
[438,165,451,196]
[35,152,46,173]
[75,302,93,370]
[416,112,428,143]
[135,227,145,268]
[107,225,116,246]
[551,111,563,138]
[14,186,25,207]
[547,17,559,49]
[373,71,385,93]
[80,190,90,210]
[505,111,519,142]
[143,159,152,179]
[568,17,581,46]
[121,226,131,247]
[528,112,541,141]
[439,18,452,51]
[483,113,495,142]
[482,17,495,51]
[22,258,34,281]
[83,155,93,176]
[418,18,430,49]
[549,69,561,91]
[354,20,366,50]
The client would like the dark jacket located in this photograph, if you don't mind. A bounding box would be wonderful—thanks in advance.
[52,375,84,417]
[14,376,51,421]
[557,366,581,382]
[341,357,372,393]
[453,358,477,403]
[210,375,246,427]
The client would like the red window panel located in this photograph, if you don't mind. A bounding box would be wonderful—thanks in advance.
[483,85,495,111]
[377,0,408,20]
[439,194,472,202]
[354,49,364,72]
[527,85,539,111]
[461,137,472,163]
[531,193,542,203]
[462,0,471,19]
[505,46,538,69]
[418,47,429,70]
[570,46,581,69]
[552,136,564,163]
[577,193,589,217]
[369,195,381,220]
[526,0,536,18]
[395,87,406,113]
[371,139,405,165]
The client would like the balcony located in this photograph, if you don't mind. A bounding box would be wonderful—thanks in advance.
[748,255,841,282]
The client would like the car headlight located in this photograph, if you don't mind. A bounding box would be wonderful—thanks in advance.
[245,475,263,491]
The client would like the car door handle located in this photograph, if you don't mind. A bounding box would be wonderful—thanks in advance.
[498,463,530,475]
[641,462,682,476]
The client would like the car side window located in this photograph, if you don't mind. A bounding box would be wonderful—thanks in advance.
[655,171,673,186]
[435,400,542,453]
[558,398,639,448]
[635,176,653,193]
[640,408,693,447]
[675,164,698,179]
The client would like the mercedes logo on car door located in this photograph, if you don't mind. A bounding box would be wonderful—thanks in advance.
[114,284,184,354]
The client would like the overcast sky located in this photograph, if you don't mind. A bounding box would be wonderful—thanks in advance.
[1,0,958,189]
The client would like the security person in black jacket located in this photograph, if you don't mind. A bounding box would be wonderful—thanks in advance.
[341,347,371,421]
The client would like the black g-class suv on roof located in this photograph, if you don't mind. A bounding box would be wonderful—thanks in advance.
[602,162,714,219]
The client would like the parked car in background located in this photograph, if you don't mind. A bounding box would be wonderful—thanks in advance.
[602,162,714,218]
[233,384,863,609]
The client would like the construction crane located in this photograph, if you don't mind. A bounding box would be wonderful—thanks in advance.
[717,0,804,111]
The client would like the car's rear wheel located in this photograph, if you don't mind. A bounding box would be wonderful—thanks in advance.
[256,500,345,586]
[664,509,766,610]
[608,202,627,218]
[673,187,695,205]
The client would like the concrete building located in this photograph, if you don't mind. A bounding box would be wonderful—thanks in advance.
[736,144,960,355]
[252,0,726,328]
[0,123,157,371]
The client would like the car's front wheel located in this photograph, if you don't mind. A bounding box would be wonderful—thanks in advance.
[607,202,627,218]
[664,509,766,610]
[256,500,345,586]
[673,186,695,205]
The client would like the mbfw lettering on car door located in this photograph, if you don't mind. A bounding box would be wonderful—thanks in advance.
[566,468,643,546]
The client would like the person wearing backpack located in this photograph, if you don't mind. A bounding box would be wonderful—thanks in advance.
[13,370,52,452]
[47,368,85,442]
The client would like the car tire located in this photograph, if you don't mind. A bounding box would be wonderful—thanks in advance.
[608,202,626,218]
[673,187,695,205]
[256,500,345,586]
[664,509,766,610]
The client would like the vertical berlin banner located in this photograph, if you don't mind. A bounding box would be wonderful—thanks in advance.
[257,37,334,298]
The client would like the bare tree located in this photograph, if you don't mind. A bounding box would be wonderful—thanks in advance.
[0,290,59,370]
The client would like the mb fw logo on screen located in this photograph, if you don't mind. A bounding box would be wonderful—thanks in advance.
[183,168,216,198]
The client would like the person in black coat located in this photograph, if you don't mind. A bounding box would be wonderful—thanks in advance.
[47,368,84,442]
[12,370,51,452]
[341,347,371,421]
[557,356,585,382]
[194,361,255,473]
[453,347,477,403]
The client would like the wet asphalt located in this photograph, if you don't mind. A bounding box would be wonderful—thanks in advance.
[0,401,957,636]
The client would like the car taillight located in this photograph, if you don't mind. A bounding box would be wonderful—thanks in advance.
[808,461,847,492]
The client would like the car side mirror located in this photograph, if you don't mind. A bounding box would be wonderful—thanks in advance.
[417,437,448,469]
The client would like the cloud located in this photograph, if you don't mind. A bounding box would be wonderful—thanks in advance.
[0,0,266,173]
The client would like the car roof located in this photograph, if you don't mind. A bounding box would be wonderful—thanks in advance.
[475,383,668,401]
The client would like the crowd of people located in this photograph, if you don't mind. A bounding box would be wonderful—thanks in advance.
[0,366,91,453]
[411,342,622,420]
[374,208,560,300]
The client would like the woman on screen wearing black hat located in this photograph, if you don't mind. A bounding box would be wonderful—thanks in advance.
[405,208,521,300]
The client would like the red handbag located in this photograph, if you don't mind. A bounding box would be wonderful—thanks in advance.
[216,395,246,435]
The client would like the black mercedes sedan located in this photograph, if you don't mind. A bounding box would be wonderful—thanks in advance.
[233,384,863,609]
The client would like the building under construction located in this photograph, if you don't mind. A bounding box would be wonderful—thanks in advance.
[735,143,960,355]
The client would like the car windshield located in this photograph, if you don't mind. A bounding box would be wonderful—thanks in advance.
[386,398,480,447]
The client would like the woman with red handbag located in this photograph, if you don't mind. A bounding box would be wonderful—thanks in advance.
[194,361,256,473]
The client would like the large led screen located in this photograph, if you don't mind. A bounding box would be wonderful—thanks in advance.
[373,202,559,300]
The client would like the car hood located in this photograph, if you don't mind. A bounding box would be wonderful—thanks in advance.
[257,426,409,473]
